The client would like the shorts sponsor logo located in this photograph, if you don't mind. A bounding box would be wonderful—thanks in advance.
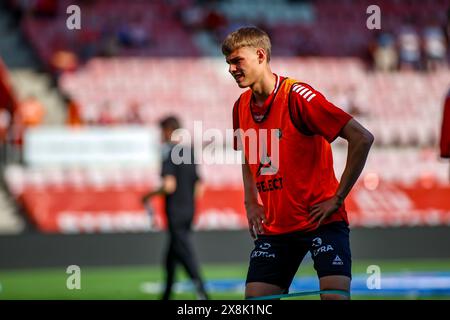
[312,237,322,247]
[251,251,276,259]
[259,242,271,250]
[332,255,344,266]
[313,244,334,257]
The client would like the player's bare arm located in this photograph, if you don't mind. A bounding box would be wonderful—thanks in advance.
[142,175,177,203]
[309,119,374,225]
[194,180,204,199]
[242,161,265,239]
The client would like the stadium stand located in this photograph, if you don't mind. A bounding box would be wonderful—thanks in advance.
[57,57,448,147]
[20,0,200,70]
[17,0,449,62]
[3,145,449,233]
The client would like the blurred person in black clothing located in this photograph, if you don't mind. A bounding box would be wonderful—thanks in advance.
[142,115,208,300]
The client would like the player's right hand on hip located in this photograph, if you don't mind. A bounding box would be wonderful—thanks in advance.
[245,202,266,239]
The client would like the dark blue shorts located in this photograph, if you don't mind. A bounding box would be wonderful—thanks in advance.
[246,221,352,291]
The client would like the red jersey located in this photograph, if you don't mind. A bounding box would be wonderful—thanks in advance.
[440,89,450,158]
[233,75,352,234]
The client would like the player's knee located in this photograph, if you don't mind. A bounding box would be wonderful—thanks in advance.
[319,275,351,300]
[320,293,350,300]
[245,282,284,299]
[244,286,261,299]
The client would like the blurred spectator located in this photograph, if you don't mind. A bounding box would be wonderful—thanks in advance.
[371,31,398,72]
[10,96,45,162]
[125,101,144,125]
[422,22,447,72]
[50,50,79,74]
[0,60,17,112]
[117,24,132,48]
[98,34,120,57]
[98,102,115,126]
[203,8,228,33]
[179,1,228,39]
[294,28,319,57]
[17,96,45,127]
[11,0,58,17]
[117,16,150,49]
[397,24,421,71]
[98,22,120,57]
[32,0,58,17]
[64,95,83,127]
[129,23,150,48]
[83,105,97,126]
[0,108,11,142]
[77,28,101,61]
[0,108,12,163]
[179,6,205,31]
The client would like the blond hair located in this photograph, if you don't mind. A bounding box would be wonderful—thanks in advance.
[222,27,272,62]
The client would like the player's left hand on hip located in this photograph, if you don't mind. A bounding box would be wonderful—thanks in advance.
[308,196,341,226]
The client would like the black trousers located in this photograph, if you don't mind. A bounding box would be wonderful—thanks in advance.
[161,217,207,299]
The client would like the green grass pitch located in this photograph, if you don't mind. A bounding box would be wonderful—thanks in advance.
[1,259,449,300]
